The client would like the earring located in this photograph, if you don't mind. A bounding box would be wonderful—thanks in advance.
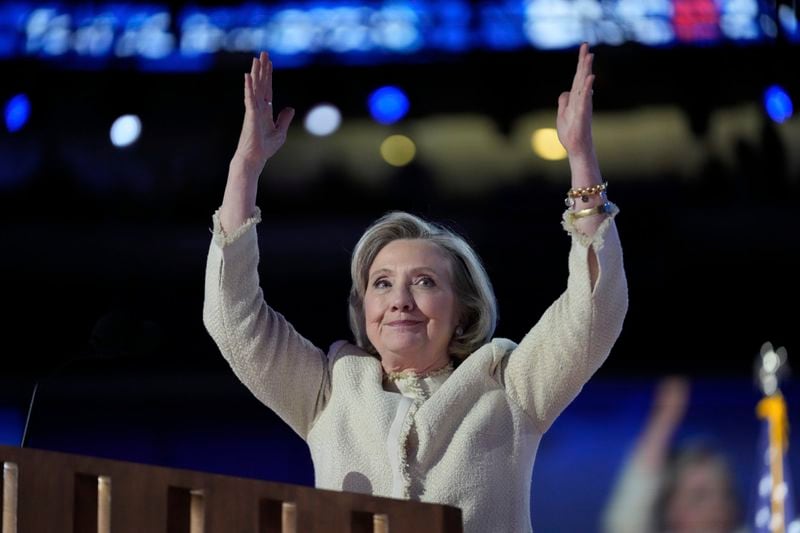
[455,326,463,336]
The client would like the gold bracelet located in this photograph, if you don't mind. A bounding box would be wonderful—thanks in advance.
[565,181,608,207]
[568,201,613,222]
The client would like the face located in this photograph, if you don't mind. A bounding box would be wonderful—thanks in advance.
[364,239,460,373]
[665,461,737,533]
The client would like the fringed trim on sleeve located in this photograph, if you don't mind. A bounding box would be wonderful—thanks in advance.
[561,203,619,251]
[210,206,262,247]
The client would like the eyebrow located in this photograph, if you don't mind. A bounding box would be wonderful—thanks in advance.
[368,267,440,280]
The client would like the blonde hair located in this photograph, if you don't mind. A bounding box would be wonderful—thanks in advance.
[348,211,497,360]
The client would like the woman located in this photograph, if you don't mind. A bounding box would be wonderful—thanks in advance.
[203,44,627,532]
[603,377,744,533]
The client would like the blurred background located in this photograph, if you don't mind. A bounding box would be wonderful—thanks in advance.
[1,0,798,530]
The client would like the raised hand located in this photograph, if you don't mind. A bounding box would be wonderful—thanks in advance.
[650,376,691,428]
[220,52,294,234]
[557,43,595,158]
[233,51,295,176]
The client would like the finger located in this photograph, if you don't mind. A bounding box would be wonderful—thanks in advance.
[251,57,259,85]
[557,91,570,116]
[582,53,594,87]
[584,74,595,97]
[259,51,268,86]
[574,56,594,101]
[275,106,295,134]
[251,57,263,105]
[570,44,588,94]
[265,57,274,109]
[572,75,595,116]
[244,73,256,110]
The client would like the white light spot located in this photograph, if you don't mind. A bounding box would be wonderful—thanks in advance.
[760,475,773,497]
[303,104,341,136]
[787,519,800,533]
[110,115,142,147]
[764,350,780,373]
[756,506,771,528]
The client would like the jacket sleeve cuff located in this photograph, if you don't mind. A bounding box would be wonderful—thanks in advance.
[561,203,620,251]
[210,207,262,248]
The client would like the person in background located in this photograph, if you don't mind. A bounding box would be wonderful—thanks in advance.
[603,376,745,533]
[203,44,628,532]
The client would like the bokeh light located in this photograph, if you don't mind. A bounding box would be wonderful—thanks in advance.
[303,104,342,136]
[110,114,142,147]
[531,128,567,160]
[4,93,31,133]
[380,134,416,166]
[368,86,410,125]
[764,85,793,124]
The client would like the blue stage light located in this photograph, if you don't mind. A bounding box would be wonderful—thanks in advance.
[4,93,31,133]
[368,86,409,125]
[764,85,793,124]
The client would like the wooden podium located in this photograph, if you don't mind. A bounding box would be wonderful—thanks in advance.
[0,445,462,533]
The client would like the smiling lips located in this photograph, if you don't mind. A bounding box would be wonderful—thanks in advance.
[386,320,424,327]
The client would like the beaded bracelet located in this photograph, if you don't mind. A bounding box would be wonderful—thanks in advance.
[565,181,608,207]
[566,201,615,224]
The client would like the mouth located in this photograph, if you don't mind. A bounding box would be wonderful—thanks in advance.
[386,320,424,327]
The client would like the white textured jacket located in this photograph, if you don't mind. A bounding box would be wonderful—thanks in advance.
[203,208,628,533]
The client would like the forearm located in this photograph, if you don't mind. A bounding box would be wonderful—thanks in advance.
[566,149,607,286]
[633,411,682,470]
[567,149,606,239]
[219,155,262,235]
[602,413,676,533]
[603,456,662,533]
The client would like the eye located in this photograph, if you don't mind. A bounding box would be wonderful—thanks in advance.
[372,278,391,289]
[415,276,436,288]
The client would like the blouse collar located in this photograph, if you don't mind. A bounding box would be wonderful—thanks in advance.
[383,361,454,402]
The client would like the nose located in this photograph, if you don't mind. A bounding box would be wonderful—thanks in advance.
[390,284,415,312]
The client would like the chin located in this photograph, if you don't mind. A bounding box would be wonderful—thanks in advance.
[384,342,425,356]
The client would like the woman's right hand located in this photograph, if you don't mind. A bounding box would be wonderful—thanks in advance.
[232,51,295,178]
[650,376,690,430]
[219,52,294,234]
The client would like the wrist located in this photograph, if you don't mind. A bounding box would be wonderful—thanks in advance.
[567,149,601,188]
[229,152,267,180]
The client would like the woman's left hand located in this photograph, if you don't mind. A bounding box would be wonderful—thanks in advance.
[557,43,595,158]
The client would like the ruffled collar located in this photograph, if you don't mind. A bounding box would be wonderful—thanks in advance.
[384,361,454,381]
[383,361,454,402]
